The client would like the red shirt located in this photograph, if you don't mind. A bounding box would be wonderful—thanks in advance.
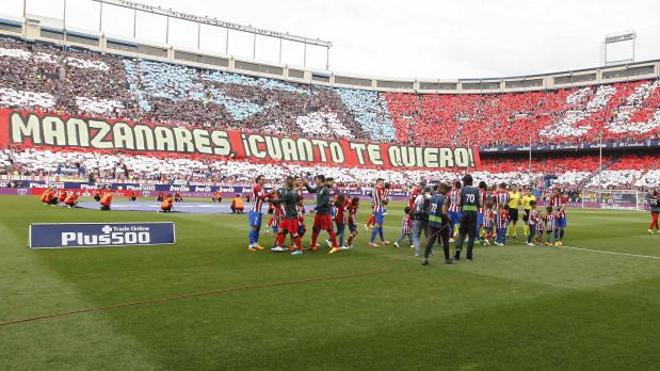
[347,204,358,225]
[408,186,420,209]
[334,198,350,224]
[251,184,269,213]
[372,185,386,212]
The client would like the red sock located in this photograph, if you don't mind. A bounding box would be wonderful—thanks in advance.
[295,236,302,250]
[311,230,319,247]
[327,229,338,248]
[276,232,285,247]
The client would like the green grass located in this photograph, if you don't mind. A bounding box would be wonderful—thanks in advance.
[0,195,659,370]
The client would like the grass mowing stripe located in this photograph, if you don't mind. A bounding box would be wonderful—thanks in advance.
[381,224,660,260]
[3,197,659,369]
[0,260,389,328]
[561,245,660,260]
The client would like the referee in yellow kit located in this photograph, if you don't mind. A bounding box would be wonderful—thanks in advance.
[507,185,522,239]
[521,188,537,238]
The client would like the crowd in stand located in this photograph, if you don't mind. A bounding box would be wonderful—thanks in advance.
[0,35,658,191]
[1,147,658,191]
[0,35,659,147]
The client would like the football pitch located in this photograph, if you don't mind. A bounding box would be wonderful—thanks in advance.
[1,196,659,370]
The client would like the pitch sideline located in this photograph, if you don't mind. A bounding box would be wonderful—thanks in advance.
[380,225,660,260]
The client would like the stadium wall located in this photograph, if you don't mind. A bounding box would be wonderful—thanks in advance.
[3,15,659,95]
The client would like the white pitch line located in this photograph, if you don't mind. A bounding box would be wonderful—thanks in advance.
[561,245,660,260]
[380,225,660,260]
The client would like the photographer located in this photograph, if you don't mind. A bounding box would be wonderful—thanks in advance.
[422,183,452,265]
[411,186,432,257]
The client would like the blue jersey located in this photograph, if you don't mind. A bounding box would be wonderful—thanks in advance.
[427,194,448,228]
[460,186,481,213]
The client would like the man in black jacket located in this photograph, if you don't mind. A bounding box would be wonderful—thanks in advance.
[305,175,340,254]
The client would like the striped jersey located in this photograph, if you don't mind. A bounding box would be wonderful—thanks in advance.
[483,209,494,228]
[478,189,487,213]
[250,184,269,213]
[495,190,509,208]
[528,209,540,225]
[550,194,567,213]
[536,218,545,232]
[448,189,460,212]
[545,213,555,231]
[372,185,386,212]
[400,213,413,234]
[496,209,509,229]
[270,204,283,226]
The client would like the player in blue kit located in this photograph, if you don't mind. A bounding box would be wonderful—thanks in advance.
[248,175,270,252]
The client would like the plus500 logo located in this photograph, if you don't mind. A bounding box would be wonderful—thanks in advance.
[61,231,151,246]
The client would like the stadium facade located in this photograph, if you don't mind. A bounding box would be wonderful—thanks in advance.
[0,13,658,193]
[1,15,658,94]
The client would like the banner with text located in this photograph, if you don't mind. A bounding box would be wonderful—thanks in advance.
[29,222,176,249]
[0,109,479,169]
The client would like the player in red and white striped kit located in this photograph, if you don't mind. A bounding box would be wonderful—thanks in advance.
[393,206,414,248]
[447,181,462,241]
[248,175,270,252]
[526,201,540,246]
[482,205,495,245]
[476,181,488,244]
[369,178,389,247]
[408,182,421,210]
[550,188,568,246]
[494,183,510,210]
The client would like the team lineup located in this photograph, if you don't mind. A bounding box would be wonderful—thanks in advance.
[246,173,569,264]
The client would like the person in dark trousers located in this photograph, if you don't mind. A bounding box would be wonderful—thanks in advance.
[422,183,452,265]
[454,174,481,261]
[647,189,660,234]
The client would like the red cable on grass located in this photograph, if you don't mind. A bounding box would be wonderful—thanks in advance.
[0,266,384,328]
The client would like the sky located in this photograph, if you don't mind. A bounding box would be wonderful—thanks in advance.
[0,0,659,79]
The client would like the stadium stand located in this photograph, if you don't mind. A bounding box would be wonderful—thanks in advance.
[1,147,657,190]
[0,35,659,145]
[0,34,658,190]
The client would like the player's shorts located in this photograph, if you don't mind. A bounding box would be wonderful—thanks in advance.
[373,211,385,225]
[477,212,483,227]
[522,209,530,222]
[279,217,300,234]
[313,214,334,230]
[248,210,263,227]
[449,211,462,225]
[508,208,519,222]
[348,223,357,233]
[556,216,567,228]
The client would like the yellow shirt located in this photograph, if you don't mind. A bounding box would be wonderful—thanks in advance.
[508,191,522,209]
[521,194,537,210]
